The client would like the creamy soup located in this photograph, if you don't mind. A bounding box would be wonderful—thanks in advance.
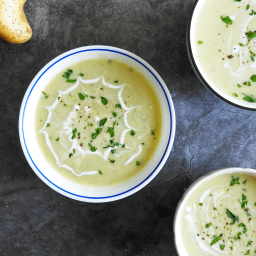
[194,0,256,102]
[35,59,162,187]
[180,173,256,255]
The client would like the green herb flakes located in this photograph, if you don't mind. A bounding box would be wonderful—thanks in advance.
[242,180,247,184]
[238,223,247,233]
[250,75,256,82]
[66,79,77,83]
[244,250,250,255]
[98,170,102,175]
[46,123,50,127]
[221,16,233,27]
[78,93,88,100]
[213,207,217,210]
[249,9,256,15]
[205,222,212,228]
[232,93,238,97]
[56,138,59,141]
[246,4,250,10]
[199,203,203,206]
[234,231,242,240]
[88,143,97,152]
[64,104,67,106]
[226,209,239,224]
[111,149,116,154]
[109,159,115,163]
[92,128,102,139]
[115,103,122,109]
[240,194,248,209]
[71,128,77,140]
[151,130,155,135]
[114,80,119,83]
[247,31,256,40]
[198,41,203,44]
[90,96,96,99]
[237,84,242,88]
[210,235,222,246]
[99,118,107,127]
[230,177,240,186]
[238,43,245,47]
[136,161,140,166]
[89,123,93,126]
[42,91,49,99]
[63,69,72,79]
[79,73,84,76]
[112,111,117,117]
[243,93,256,102]
[220,244,225,250]
[130,130,136,136]
[100,96,108,105]
[69,153,73,158]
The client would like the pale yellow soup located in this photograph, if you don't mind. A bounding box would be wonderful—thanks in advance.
[181,173,256,256]
[35,59,162,187]
[194,0,256,101]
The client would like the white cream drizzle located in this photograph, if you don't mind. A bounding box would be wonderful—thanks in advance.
[40,76,150,177]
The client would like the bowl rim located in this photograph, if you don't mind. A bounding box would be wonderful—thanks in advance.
[173,167,256,255]
[186,0,256,111]
[18,45,176,203]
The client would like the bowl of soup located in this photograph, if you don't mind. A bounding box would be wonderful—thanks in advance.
[187,0,256,110]
[174,167,256,255]
[19,45,176,203]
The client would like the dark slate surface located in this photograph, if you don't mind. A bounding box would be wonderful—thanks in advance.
[0,0,255,255]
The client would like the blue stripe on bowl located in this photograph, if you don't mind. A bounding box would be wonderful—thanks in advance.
[22,48,174,200]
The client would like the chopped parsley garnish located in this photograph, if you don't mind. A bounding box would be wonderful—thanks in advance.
[226,209,239,224]
[107,127,114,137]
[250,51,255,61]
[66,79,77,83]
[79,73,84,76]
[62,69,72,79]
[88,143,97,152]
[247,31,256,40]
[210,235,222,246]
[234,0,241,1]
[242,180,247,184]
[234,232,242,240]
[71,128,77,139]
[213,207,217,210]
[112,111,117,117]
[115,104,122,109]
[142,143,145,145]
[238,223,247,233]
[78,93,88,100]
[98,170,102,175]
[244,250,250,255]
[198,41,203,44]
[114,80,119,83]
[232,93,238,97]
[92,128,102,139]
[249,9,256,15]
[254,202,256,206]
[199,203,203,206]
[240,194,248,209]
[221,16,233,27]
[237,84,242,88]
[246,4,250,10]
[121,144,125,148]
[250,75,256,82]
[64,104,67,106]
[69,153,73,158]
[218,49,221,52]
[243,93,256,102]
[220,244,225,250]
[109,159,115,163]
[99,118,107,127]
[247,241,252,247]
[136,161,140,166]
[42,91,49,99]
[56,138,59,141]
[46,123,50,127]
[230,177,240,186]
[244,81,251,86]
[90,96,96,99]
[103,140,120,148]
[89,123,93,126]
[205,222,212,228]
[101,96,108,105]
[73,149,75,153]
[238,43,245,47]
[151,130,155,135]
[130,130,136,136]
[58,97,60,100]
[111,149,116,154]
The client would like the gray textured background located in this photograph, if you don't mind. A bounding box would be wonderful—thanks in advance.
[1,0,255,255]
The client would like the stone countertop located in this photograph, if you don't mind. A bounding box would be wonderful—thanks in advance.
[1,0,255,255]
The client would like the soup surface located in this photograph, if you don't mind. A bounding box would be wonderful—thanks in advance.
[35,59,162,187]
[194,0,256,102]
[181,173,256,255]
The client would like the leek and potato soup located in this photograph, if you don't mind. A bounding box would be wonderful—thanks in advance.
[35,59,162,187]
[194,0,256,102]
[181,173,256,255]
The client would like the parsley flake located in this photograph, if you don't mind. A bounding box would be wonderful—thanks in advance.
[88,143,97,152]
[246,4,250,10]
[136,161,140,166]
[101,96,108,105]
[46,123,50,127]
[243,93,256,102]
[112,111,117,117]
[79,73,84,76]
[199,203,203,206]
[130,130,136,136]
[78,93,88,100]
[198,41,203,44]
[109,159,115,163]
[205,222,212,228]
[42,91,49,99]
[226,209,239,224]
[92,128,102,139]
[56,138,59,141]
[115,104,122,109]
[210,235,222,246]
[98,170,102,175]
[250,75,256,82]
[238,223,247,233]
[220,244,225,250]
[221,16,233,27]
[71,128,77,140]
[99,118,107,127]
[230,177,240,186]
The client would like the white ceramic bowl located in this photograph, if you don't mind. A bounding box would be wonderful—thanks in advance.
[174,167,256,255]
[19,45,176,203]
[187,0,256,110]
